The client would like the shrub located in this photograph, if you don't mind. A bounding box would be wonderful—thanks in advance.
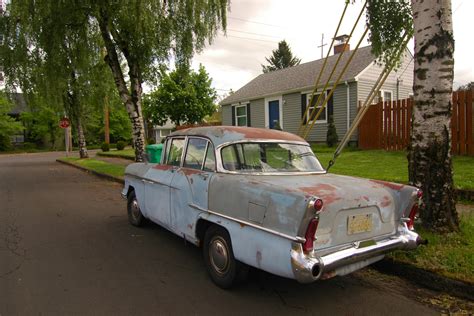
[0,135,12,151]
[326,115,338,147]
[147,138,156,145]
[101,142,110,152]
[116,140,126,151]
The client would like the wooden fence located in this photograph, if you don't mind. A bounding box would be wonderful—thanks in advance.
[358,90,474,155]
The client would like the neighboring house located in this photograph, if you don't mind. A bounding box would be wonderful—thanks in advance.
[220,40,414,142]
[152,119,175,143]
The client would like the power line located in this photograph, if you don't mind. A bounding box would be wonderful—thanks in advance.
[228,16,283,28]
[227,28,281,39]
[226,34,278,44]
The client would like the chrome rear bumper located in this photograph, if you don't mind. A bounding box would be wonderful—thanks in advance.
[291,225,421,283]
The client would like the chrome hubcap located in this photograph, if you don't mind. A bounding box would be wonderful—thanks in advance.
[131,199,140,220]
[209,236,229,275]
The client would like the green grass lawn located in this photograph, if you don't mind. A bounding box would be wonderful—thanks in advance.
[312,146,474,190]
[391,214,474,284]
[60,157,125,178]
[96,149,135,160]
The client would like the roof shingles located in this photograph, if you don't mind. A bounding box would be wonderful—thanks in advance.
[221,45,375,105]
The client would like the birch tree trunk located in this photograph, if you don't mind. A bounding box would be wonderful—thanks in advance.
[76,116,89,159]
[97,9,146,162]
[409,0,459,232]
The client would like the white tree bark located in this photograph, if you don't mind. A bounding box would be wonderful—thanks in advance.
[409,0,458,232]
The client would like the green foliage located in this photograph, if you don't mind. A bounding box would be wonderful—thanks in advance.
[60,157,125,178]
[116,140,126,151]
[147,138,156,145]
[326,115,339,147]
[262,40,301,73]
[0,94,23,151]
[101,142,110,152]
[365,0,413,68]
[143,64,217,126]
[313,148,474,190]
[390,214,474,283]
[20,104,61,149]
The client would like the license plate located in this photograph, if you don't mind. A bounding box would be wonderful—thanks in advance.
[347,213,373,235]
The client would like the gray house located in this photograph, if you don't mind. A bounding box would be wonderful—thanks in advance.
[220,43,413,142]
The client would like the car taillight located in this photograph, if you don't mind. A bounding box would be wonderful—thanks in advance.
[313,199,323,212]
[303,218,319,253]
[407,190,422,230]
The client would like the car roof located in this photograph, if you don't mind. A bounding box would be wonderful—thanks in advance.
[168,126,307,147]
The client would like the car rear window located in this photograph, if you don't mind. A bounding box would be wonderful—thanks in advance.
[221,142,324,173]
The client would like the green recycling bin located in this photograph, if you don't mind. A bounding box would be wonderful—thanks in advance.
[146,144,163,163]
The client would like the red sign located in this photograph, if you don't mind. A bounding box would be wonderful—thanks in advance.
[59,117,70,129]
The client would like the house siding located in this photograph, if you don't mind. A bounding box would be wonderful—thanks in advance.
[356,52,413,103]
[250,98,265,128]
[222,104,232,126]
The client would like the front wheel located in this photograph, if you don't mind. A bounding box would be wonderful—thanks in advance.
[127,190,145,227]
[203,225,247,289]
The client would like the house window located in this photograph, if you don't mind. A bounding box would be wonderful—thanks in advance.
[302,92,327,124]
[383,91,393,102]
[235,105,247,126]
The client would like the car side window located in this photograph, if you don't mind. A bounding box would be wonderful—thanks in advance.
[183,138,207,170]
[203,143,216,172]
[166,138,185,166]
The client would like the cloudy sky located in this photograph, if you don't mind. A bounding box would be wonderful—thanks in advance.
[191,0,473,100]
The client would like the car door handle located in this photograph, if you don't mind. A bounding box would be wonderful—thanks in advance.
[198,174,208,180]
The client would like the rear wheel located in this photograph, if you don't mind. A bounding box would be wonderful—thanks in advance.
[203,225,244,289]
[127,190,145,227]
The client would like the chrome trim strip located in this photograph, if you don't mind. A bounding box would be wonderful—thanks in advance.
[189,203,305,243]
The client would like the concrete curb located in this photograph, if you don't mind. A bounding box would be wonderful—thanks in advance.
[56,159,125,184]
[57,158,472,299]
[373,257,473,301]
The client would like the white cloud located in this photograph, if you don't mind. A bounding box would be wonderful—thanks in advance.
[192,0,473,97]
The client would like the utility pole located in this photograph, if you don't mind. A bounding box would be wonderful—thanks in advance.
[317,33,327,59]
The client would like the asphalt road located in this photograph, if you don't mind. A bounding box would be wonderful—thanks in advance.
[0,152,439,315]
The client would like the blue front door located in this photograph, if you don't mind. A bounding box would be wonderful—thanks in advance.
[268,100,280,129]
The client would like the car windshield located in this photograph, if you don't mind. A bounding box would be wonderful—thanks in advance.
[221,142,324,173]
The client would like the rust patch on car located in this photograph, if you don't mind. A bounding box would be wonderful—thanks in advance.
[370,179,405,191]
[181,168,204,176]
[380,196,392,208]
[362,196,370,201]
[152,164,173,171]
[239,222,246,228]
[187,223,193,230]
[321,270,337,280]
[228,126,304,142]
[299,183,341,204]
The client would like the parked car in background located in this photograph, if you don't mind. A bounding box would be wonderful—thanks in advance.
[122,126,423,288]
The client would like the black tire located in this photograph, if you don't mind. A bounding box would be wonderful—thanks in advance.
[127,190,145,227]
[203,225,246,289]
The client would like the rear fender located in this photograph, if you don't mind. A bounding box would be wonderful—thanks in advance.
[197,212,295,279]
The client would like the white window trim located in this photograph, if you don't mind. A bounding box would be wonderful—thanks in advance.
[234,104,248,126]
[381,89,393,102]
[301,90,327,124]
[264,96,283,129]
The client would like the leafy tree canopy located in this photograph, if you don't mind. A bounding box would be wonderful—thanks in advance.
[143,64,217,126]
[0,93,23,150]
[262,40,301,73]
[365,0,413,68]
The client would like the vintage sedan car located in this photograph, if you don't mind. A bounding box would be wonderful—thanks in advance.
[122,126,422,288]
